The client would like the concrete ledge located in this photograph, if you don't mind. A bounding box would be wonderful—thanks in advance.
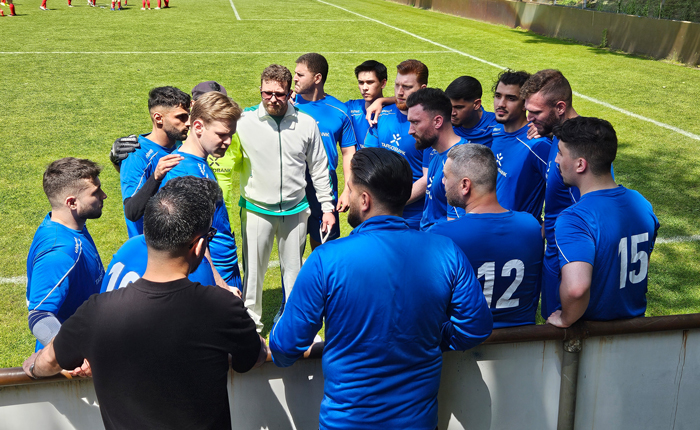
[388,0,700,65]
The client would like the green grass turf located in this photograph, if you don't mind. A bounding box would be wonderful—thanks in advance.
[1,0,699,367]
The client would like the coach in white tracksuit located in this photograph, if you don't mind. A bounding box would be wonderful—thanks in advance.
[236,64,335,332]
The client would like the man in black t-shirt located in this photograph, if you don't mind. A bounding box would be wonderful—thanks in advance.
[22,176,268,430]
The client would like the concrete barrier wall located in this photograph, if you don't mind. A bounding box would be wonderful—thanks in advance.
[2,328,699,429]
[389,0,700,65]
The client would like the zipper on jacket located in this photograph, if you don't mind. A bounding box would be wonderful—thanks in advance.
[277,121,283,212]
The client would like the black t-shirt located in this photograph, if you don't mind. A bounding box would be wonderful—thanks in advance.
[54,277,260,430]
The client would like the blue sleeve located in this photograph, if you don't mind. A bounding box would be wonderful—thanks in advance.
[119,152,150,201]
[440,246,493,351]
[340,113,358,149]
[269,252,326,367]
[532,138,551,180]
[555,210,596,269]
[27,251,75,314]
[447,204,467,218]
[422,149,431,169]
[364,125,380,148]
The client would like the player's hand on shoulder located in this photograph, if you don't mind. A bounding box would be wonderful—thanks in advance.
[526,123,541,140]
[153,154,184,181]
[366,99,384,126]
[109,134,140,166]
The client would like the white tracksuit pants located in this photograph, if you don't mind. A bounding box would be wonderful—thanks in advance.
[241,208,310,332]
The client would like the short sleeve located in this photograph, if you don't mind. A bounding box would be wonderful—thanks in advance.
[554,210,596,269]
[27,251,76,314]
[340,113,357,148]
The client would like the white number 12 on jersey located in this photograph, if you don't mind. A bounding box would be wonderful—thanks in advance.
[477,259,524,309]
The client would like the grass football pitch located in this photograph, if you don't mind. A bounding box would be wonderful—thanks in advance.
[1,0,699,367]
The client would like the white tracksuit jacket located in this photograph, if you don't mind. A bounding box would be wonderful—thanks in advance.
[236,101,334,214]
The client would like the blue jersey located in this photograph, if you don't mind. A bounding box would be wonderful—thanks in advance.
[345,99,370,150]
[491,124,551,220]
[421,138,470,231]
[555,186,659,321]
[100,235,217,293]
[26,214,105,350]
[270,216,492,430]
[294,94,357,171]
[452,107,499,148]
[119,134,178,238]
[364,104,430,228]
[429,211,543,328]
[161,150,241,287]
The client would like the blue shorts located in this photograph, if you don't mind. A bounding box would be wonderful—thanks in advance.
[305,169,340,243]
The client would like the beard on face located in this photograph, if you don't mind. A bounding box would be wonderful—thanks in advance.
[535,109,560,136]
[396,100,408,111]
[347,205,362,228]
[164,123,188,142]
[414,132,438,151]
[77,204,103,220]
[264,99,287,116]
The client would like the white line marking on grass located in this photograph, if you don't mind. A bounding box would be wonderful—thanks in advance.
[228,0,241,20]
[316,0,700,142]
[0,51,453,55]
[242,18,359,21]
[656,235,700,245]
[0,276,27,284]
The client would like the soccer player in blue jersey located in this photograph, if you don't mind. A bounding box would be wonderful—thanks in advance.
[101,176,226,293]
[119,86,190,237]
[547,117,659,328]
[406,88,471,230]
[160,92,243,289]
[26,157,107,352]
[520,70,580,319]
[365,59,430,229]
[490,70,551,220]
[429,144,543,328]
[293,53,356,248]
[345,60,387,150]
[446,76,499,148]
[271,148,492,430]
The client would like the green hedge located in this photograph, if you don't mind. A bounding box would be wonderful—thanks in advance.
[551,0,700,22]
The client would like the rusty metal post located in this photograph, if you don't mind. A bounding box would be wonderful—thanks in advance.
[557,338,582,430]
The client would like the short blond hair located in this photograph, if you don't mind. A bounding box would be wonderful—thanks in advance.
[190,91,242,126]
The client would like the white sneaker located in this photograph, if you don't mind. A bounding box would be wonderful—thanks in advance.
[141,6,144,9]
[39,5,48,9]
[154,6,159,9]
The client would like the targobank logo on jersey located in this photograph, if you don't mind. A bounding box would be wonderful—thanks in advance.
[390,133,401,145]
[426,176,433,199]
[381,142,406,156]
